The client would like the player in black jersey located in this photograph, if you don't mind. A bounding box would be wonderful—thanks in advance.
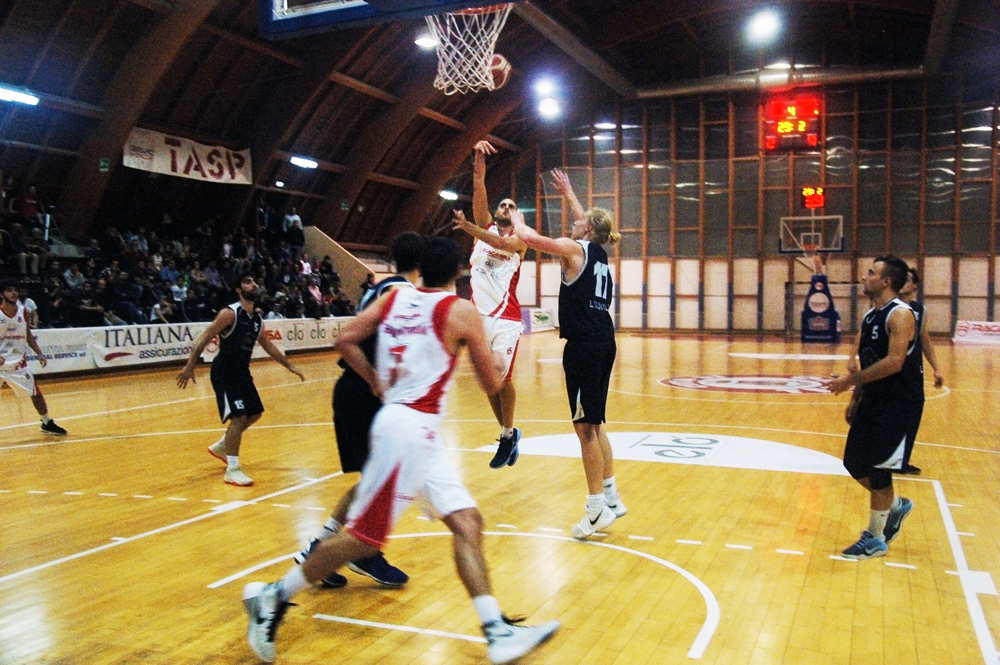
[830,256,918,560]
[177,274,304,486]
[294,232,424,589]
[892,266,945,474]
[511,168,626,540]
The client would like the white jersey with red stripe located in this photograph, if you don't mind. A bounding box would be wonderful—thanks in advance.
[375,287,459,415]
[469,224,522,321]
[0,303,30,371]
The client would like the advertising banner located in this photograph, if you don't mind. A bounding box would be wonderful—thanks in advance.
[952,320,1000,345]
[123,127,253,185]
[93,322,211,368]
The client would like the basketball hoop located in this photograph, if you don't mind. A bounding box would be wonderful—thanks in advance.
[425,4,513,95]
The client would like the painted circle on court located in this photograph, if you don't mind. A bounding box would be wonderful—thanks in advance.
[661,375,832,394]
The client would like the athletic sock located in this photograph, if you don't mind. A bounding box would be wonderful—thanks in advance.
[890,495,902,512]
[279,565,309,601]
[603,476,619,502]
[586,493,607,514]
[501,427,514,439]
[40,414,52,424]
[868,509,890,540]
[226,455,240,470]
[472,595,503,625]
[320,518,342,539]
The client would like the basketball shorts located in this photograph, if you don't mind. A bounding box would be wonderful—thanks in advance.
[563,338,617,424]
[481,316,523,379]
[843,398,921,480]
[0,363,38,397]
[332,368,382,473]
[210,369,264,422]
[346,403,476,549]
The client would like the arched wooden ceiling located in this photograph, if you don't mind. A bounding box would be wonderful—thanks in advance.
[0,0,997,250]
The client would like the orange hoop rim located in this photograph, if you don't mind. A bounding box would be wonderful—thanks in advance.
[803,244,818,254]
[452,3,509,15]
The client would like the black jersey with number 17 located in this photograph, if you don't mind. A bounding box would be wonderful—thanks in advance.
[559,239,614,342]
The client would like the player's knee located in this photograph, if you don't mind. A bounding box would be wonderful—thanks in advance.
[868,469,893,490]
[445,508,483,541]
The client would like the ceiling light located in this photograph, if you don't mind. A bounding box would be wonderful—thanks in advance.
[439,189,459,201]
[0,84,40,106]
[533,79,556,97]
[594,122,617,130]
[275,181,285,188]
[747,9,781,46]
[538,97,561,120]
[290,156,318,169]
[415,35,438,49]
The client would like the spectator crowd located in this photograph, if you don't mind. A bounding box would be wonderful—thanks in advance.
[0,177,355,329]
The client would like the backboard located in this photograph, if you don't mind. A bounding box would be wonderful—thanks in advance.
[779,215,844,254]
[259,0,512,39]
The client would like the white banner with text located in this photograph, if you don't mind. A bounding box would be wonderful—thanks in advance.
[26,317,352,375]
[952,320,1000,345]
[123,127,253,185]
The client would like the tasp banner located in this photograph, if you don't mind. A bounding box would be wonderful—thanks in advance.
[123,127,253,184]
[953,320,1000,345]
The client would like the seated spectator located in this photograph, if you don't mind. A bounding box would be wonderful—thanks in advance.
[265,299,286,320]
[181,287,210,322]
[43,258,64,286]
[188,260,207,286]
[203,260,222,289]
[94,277,126,326]
[41,275,69,328]
[7,223,37,275]
[150,292,176,323]
[24,228,50,275]
[160,258,180,284]
[19,185,41,227]
[62,262,87,291]
[70,281,107,327]
[101,225,126,257]
[99,258,121,282]
[81,257,100,281]
[83,238,104,262]
[170,276,187,306]
[18,289,39,328]
[122,237,147,269]
[112,271,148,325]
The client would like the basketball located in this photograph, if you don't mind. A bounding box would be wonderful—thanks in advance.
[490,54,511,90]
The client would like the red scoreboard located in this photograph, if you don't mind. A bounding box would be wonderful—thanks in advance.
[763,94,821,151]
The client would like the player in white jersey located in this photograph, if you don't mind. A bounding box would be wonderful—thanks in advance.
[452,139,528,469]
[242,238,560,665]
[0,280,67,435]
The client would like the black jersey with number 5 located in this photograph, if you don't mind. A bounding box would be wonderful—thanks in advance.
[857,298,923,403]
[559,239,614,342]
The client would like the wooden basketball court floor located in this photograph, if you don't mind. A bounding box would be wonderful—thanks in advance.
[1,331,998,665]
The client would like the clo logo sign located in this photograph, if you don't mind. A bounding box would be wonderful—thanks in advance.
[285,321,328,342]
[662,375,831,394]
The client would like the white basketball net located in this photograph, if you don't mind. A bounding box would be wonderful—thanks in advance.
[425,4,512,95]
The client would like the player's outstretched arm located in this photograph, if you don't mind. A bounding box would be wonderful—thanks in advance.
[452,209,525,253]
[257,329,305,381]
[448,299,503,397]
[550,168,586,222]
[176,307,235,389]
[471,141,496,228]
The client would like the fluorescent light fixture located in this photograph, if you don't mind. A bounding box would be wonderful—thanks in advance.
[594,122,617,130]
[747,9,780,45]
[415,35,438,49]
[275,181,285,188]
[537,97,561,119]
[439,189,459,201]
[0,84,40,106]
[289,156,318,169]
[533,79,556,97]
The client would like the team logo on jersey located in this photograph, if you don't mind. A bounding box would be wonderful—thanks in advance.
[662,375,832,394]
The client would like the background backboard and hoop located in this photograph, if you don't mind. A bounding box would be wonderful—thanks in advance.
[259,0,510,39]
[779,214,844,272]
